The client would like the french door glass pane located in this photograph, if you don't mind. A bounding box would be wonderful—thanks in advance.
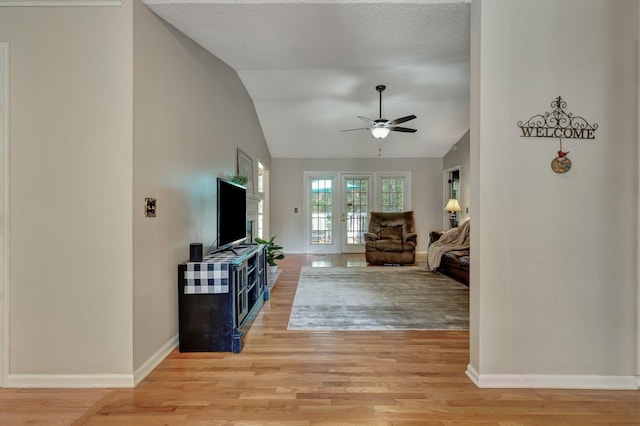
[381,178,404,212]
[345,178,369,245]
[310,178,332,245]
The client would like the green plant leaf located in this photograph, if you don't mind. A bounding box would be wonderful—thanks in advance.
[255,235,285,265]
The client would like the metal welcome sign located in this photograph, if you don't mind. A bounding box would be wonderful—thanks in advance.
[517,96,598,173]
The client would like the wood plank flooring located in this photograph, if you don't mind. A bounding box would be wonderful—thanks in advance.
[1,254,639,425]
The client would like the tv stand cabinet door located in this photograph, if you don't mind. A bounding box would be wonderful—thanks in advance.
[234,261,249,325]
[177,265,235,352]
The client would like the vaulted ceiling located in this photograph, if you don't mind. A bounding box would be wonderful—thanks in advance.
[143,0,471,158]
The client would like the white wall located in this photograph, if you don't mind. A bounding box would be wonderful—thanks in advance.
[470,0,638,387]
[132,0,271,372]
[0,5,134,380]
[271,157,443,254]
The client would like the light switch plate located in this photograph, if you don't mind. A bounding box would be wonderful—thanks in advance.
[145,197,157,217]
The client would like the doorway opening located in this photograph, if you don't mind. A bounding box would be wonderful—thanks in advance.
[443,166,461,229]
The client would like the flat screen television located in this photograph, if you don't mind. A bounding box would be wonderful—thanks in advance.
[216,177,247,252]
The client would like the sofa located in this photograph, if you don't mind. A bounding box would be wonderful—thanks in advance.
[427,220,470,285]
[364,211,417,265]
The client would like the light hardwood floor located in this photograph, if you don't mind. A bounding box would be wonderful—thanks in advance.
[1,254,639,425]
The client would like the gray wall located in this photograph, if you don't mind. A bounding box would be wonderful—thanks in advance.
[271,157,443,254]
[132,0,271,373]
[0,0,271,386]
[470,0,638,386]
[0,4,135,379]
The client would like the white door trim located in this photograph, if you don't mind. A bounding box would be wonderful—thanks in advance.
[0,42,9,388]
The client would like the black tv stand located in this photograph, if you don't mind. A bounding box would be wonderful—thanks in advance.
[177,244,267,352]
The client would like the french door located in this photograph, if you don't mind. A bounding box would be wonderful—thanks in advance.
[305,174,339,253]
[304,173,373,254]
[341,174,373,253]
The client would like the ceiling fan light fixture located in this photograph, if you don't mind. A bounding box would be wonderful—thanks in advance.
[340,84,416,140]
[370,127,390,139]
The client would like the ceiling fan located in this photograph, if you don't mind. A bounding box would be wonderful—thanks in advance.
[341,84,417,139]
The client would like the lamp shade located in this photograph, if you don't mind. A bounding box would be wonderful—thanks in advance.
[370,127,390,139]
[444,198,461,212]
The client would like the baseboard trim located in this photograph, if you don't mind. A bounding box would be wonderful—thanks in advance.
[6,373,134,388]
[133,334,178,386]
[6,335,178,388]
[466,364,639,390]
[466,363,480,386]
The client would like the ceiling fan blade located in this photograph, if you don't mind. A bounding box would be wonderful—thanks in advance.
[388,115,417,125]
[390,126,417,133]
[340,127,370,132]
[357,116,375,125]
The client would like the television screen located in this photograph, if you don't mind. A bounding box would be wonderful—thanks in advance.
[217,178,247,252]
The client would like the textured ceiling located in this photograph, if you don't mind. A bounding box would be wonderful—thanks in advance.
[143,0,471,158]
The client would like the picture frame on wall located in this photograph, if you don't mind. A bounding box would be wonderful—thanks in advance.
[237,148,254,194]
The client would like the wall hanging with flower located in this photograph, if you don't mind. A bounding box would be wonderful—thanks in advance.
[517,96,598,174]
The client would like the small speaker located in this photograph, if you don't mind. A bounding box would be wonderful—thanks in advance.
[189,243,203,262]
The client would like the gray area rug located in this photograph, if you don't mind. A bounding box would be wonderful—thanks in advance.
[288,266,469,330]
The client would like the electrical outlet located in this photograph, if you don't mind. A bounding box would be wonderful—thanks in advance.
[145,197,157,217]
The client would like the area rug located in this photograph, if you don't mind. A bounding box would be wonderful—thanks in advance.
[287,266,469,330]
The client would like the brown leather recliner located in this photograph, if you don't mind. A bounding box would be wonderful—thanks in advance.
[364,211,417,265]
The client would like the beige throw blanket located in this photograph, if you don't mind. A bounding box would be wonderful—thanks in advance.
[427,220,470,271]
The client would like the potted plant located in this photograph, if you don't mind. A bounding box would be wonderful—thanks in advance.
[254,235,285,274]
[230,175,249,186]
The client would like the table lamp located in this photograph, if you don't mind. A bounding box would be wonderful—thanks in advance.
[444,198,461,228]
